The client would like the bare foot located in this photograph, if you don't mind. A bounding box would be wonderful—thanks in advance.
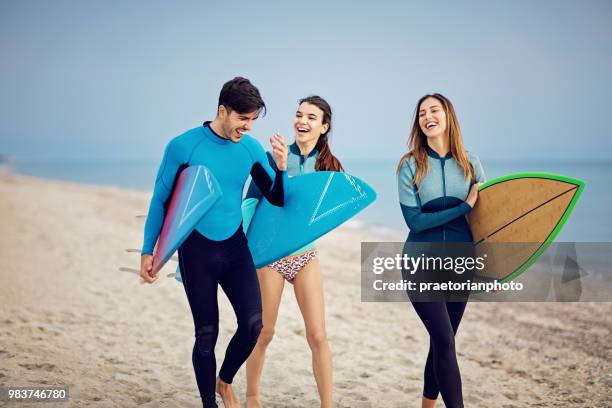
[216,377,240,408]
[246,395,262,408]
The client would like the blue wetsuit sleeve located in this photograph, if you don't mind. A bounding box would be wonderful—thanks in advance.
[397,158,472,233]
[248,142,287,207]
[141,138,186,255]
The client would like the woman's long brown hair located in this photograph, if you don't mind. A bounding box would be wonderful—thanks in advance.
[299,95,344,172]
[396,93,473,188]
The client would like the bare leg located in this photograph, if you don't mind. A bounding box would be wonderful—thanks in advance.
[216,377,239,408]
[422,396,437,408]
[293,258,333,408]
[245,267,285,408]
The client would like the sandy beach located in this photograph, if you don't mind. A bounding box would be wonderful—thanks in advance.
[0,171,610,408]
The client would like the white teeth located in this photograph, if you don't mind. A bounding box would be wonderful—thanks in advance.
[426,122,437,129]
[297,128,308,132]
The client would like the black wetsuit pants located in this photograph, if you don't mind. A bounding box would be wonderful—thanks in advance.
[403,240,472,408]
[410,300,467,408]
[178,226,263,408]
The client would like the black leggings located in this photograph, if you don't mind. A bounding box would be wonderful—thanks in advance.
[410,301,467,408]
[403,240,473,408]
[178,227,263,408]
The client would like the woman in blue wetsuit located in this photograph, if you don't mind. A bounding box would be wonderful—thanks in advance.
[242,96,343,408]
[397,93,485,408]
[140,77,288,408]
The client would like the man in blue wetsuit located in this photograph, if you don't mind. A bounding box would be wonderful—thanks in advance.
[139,77,288,408]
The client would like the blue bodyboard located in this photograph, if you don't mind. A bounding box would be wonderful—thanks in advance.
[246,171,377,268]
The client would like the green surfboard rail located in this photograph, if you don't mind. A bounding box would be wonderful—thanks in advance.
[475,172,585,283]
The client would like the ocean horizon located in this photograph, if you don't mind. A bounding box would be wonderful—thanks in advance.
[7,158,611,242]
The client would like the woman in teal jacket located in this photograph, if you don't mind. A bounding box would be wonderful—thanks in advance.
[243,96,343,408]
[397,93,485,408]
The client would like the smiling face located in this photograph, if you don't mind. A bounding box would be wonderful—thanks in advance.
[294,102,329,146]
[418,97,447,139]
[218,105,260,142]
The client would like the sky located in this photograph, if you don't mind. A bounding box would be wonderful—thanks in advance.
[1,0,611,161]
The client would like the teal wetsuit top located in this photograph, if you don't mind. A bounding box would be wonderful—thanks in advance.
[242,142,319,253]
[397,146,485,242]
[142,122,288,255]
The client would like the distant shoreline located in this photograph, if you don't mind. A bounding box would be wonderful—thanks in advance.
[1,163,405,241]
[5,157,608,241]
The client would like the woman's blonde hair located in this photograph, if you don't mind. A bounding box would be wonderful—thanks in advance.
[396,93,474,188]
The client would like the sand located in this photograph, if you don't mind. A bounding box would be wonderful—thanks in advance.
[0,172,610,407]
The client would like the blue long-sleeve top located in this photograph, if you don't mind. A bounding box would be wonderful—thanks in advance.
[141,122,287,255]
[397,145,485,242]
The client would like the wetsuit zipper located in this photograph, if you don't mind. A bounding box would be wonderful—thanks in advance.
[441,158,447,241]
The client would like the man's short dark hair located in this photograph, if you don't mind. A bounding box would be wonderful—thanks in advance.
[218,77,266,115]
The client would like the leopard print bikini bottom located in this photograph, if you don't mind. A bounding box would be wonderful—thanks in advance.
[268,249,318,283]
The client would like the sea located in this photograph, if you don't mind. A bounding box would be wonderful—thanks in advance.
[9,158,612,242]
